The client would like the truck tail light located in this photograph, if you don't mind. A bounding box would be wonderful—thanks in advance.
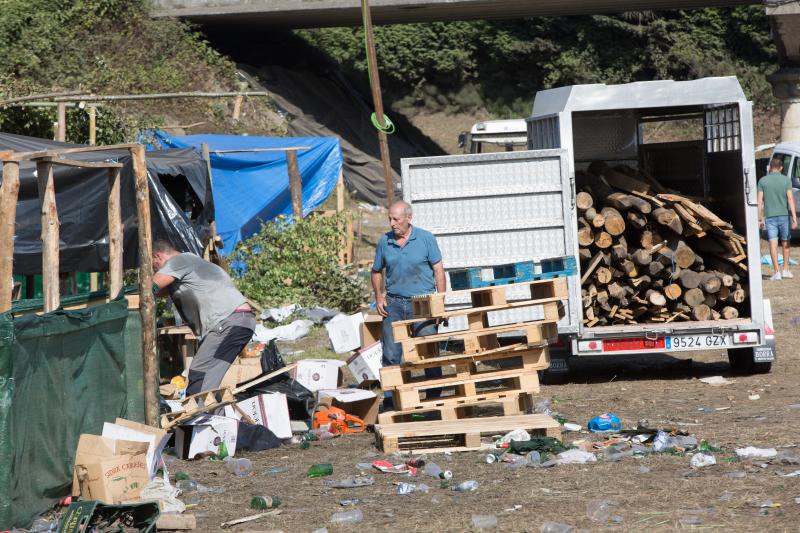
[578,340,602,352]
[733,332,758,344]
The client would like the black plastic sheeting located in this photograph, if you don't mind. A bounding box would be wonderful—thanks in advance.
[0,133,213,274]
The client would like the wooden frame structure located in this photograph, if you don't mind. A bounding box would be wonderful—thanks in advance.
[0,143,159,426]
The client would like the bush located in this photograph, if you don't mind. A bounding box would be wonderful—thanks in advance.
[231,213,368,312]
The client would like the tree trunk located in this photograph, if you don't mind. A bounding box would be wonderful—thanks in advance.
[720,306,739,319]
[664,283,682,301]
[691,304,712,321]
[576,191,594,211]
[652,207,684,235]
[595,231,613,249]
[601,207,626,236]
[684,288,705,307]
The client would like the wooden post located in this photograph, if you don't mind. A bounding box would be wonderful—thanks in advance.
[88,106,96,146]
[56,102,66,142]
[131,145,159,427]
[361,0,395,207]
[36,161,60,312]
[286,149,302,219]
[200,143,220,260]
[107,167,123,299]
[0,160,20,312]
[336,171,351,265]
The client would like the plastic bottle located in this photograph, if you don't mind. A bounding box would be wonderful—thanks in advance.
[527,451,542,465]
[396,482,429,495]
[472,514,498,529]
[540,522,575,533]
[423,462,452,480]
[330,509,363,524]
[453,480,479,492]
[586,500,610,523]
[308,463,334,478]
[29,518,58,532]
[217,441,229,460]
[226,457,253,477]
[250,496,281,510]
[652,431,669,452]
[263,466,289,475]
[176,479,198,492]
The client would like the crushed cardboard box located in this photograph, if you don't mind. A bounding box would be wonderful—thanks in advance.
[224,392,292,439]
[173,414,238,460]
[325,312,365,353]
[292,359,345,392]
[72,435,150,504]
[347,341,383,384]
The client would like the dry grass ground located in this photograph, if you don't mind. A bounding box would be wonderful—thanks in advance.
[172,243,800,533]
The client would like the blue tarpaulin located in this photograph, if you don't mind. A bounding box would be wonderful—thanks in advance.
[149,132,342,254]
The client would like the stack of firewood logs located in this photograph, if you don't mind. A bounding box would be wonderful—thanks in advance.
[578,162,748,326]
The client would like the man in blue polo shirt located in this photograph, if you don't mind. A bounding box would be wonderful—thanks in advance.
[372,201,446,391]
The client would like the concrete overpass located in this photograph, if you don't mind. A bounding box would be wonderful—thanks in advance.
[152,0,800,142]
[151,0,754,28]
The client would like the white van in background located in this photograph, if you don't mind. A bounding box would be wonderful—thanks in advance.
[458,119,527,154]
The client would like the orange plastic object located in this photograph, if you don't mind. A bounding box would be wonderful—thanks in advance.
[313,405,366,434]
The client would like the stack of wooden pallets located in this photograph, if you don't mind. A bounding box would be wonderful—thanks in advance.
[375,269,571,454]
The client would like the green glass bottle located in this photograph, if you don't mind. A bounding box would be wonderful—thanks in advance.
[251,496,282,510]
[307,463,333,478]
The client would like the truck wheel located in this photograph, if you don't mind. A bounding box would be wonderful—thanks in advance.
[728,347,772,374]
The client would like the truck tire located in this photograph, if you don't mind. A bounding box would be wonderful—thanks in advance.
[728,347,772,374]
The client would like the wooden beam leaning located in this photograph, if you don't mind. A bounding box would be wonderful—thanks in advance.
[36,161,60,312]
[35,156,123,169]
[107,167,123,299]
[286,149,303,219]
[131,145,159,427]
[0,159,20,312]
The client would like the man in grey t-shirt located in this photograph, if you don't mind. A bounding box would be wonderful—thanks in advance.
[152,240,256,395]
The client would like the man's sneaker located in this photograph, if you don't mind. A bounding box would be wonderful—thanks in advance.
[770,272,782,281]
[783,270,794,279]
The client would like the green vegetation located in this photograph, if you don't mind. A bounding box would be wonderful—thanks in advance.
[0,0,241,143]
[299,7,778,117]
[231,213,369,312]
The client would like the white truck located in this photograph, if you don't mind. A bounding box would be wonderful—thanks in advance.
[458,119,527,154]
[402,77,775,376]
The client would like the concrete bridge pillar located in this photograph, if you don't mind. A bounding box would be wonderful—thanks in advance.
[767,4,800,142]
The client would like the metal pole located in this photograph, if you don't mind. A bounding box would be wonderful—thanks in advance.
[361,0,395,207]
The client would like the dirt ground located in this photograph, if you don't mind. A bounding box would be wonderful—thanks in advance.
[171,245,800,533]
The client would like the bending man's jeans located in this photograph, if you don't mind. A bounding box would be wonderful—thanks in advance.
[381,294,442,397]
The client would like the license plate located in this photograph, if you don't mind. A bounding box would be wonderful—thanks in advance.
[666,334,730,351]
[754,346,775,362]
[548,358,569,372]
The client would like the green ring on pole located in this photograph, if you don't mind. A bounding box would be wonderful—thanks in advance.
[371,112,395,134]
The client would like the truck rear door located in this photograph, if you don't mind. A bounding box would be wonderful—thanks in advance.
[401,149,580,333]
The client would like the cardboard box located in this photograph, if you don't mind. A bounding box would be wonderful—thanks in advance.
[101,418,169,478]
[72,435,150,503]
[317,388,380,426]
[173,415,238,459]
[361,314,383,346]
[347,341,383,384]
[186,356,263,389]
[223,392,292,439]
[325,312,365,353]
[292,359,345,392]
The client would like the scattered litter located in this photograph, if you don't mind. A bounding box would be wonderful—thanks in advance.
[735,447,777,459]
[263,466,289,475]
[498,428,531,445]
[453,480,479,492]
[611,515,624,523]
[534,399,553,416]
[140,477,185,513]
[639,465,651,474]
[557,449,597,464]
[726,472,747,479]
[250,495,281,509]
[780,471,800,477]
[396,482,429,495]
[299,306,340,324]
[224,457,253,477]
[562,423,581,432]
[324,476,375,488]
[262,303,298,322]
[504,505,523,512]
[472,514,498,529]
[372,460,417,475]
[760,254,798,266]
[586,500,610,523]
[690,453,717,469]
[699,376,734,386]
[748,393,761,401]
[312,529,329,533]
[330,509,363,524]
[339,499,362,506]
[540,523,575,533]
[587,412,621,432]
[423,462,452,479]
[795,497,800,505]
[307,463,334,478]
[253,319,313,342]
[221,510,282,529]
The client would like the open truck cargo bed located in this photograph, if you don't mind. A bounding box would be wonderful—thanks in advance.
[401,77,773,371]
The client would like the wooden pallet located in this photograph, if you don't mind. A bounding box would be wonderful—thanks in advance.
[410,276,568,319]
[390,370,539,411]
[376,414,561,454]
[398,313,559,363]
[377,392,533,424]
[380,346,548,389]
[160,363,296,429]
